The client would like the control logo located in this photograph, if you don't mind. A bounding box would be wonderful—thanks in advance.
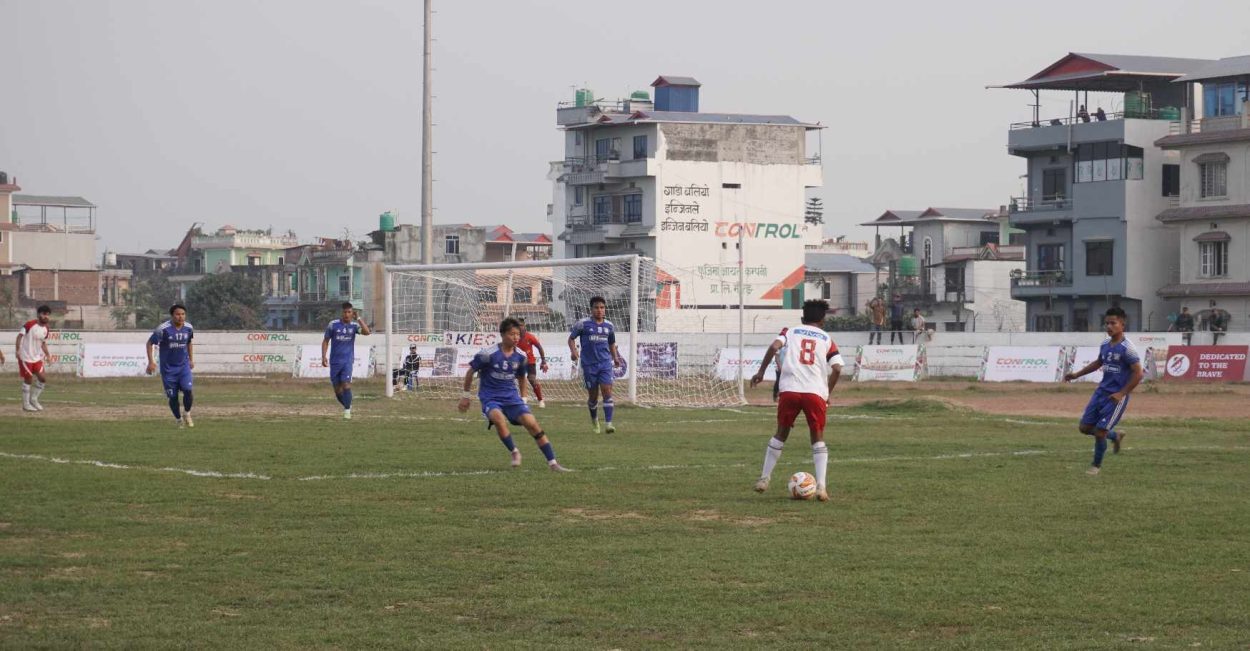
[247,333,291,342]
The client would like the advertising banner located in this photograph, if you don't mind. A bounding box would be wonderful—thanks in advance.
[1162,345,1250,382]
[854,345,925,382]
[78,344,149,378]
[637,342,678,379]
[293,345,374,378]
[1068,346,1104,383]
[980,346,1068,382]
[715,346,769,381]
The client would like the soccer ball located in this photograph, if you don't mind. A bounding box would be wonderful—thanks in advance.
[788,472,818,500]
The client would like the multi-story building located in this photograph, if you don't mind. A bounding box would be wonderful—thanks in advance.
[548,75,823,330]
[803,252,876,316]
[996,52,1215,331]
[1154,55,1250,332]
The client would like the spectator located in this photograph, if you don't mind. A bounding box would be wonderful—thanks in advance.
[911,308,929,343]
[1094,107,1107,122]
[1170,306,1194,345]
[889,295,906,344]
[1078,105,1090,122]
[867,297,886,345]
[392,344,421,391]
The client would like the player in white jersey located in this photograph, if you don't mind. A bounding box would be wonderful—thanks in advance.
[750,300,844,501]
[17,305,53,412]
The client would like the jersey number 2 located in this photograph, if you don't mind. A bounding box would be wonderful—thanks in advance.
[799,339,817,365]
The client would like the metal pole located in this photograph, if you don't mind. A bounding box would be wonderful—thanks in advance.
[737,227,745,404]
[503,241,517,317]
[384,270,394,398]
[628,254,639,404]
[420,0,435,331]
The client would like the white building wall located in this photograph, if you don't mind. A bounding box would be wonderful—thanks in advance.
[966,260,1026,332]
[10,231,97,270]
[1123,119,1183,326]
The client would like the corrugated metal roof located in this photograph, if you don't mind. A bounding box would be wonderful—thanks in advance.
[1174,55,1250,83]
[12,194,96,208]
[859,209,924,226]
[805,252,876,274]
[575,111,817,129]
[1073,53,1213,76]
[652,75,702,88]
[920,207,998,221]
[1157,204,1250,222]
[1156,127,1250,149]
[995,52,1214,91]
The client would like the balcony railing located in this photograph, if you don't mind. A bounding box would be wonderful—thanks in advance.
[566,212,641,228]
[1009,196,1072,212]
[299,289,363,302]
[1010,270,1072,288]
[1009,109,1175,130]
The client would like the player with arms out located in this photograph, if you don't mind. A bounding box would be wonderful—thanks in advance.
[1064,306,1143,476]
[750,300,843,502]
[17,305,53,412]
[515,317,548,408]
[146,304,196,428]
[458,317,571,472]
[569,296,622,433]
[322,302,370,419]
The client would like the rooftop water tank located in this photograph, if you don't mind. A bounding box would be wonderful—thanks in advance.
[897,255,919,277]
[575,88,594,107]
[379,211,396,232]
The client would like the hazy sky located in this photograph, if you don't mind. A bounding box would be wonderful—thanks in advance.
[3,0,1248,254]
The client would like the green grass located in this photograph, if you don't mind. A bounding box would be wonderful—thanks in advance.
[1,378,1248,648]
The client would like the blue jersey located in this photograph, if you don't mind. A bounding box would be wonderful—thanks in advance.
[324,319,362,365]
[569,318,616,368]
[1097,336,1141,394]
[470,345,527,404]
[148,321,194,375]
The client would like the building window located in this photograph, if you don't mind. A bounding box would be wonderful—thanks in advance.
[979,231,1000,246]
[1042,168,1066,201]
[1200,162,1227,198]
[574,131,583,146]
[1073,308,1089,332]
[574,186,584,206]
[593,195,613,224]
[248,255,261,266]
[1076,142,1142,183]
[1200,240,1229,277]
[445,235,460,255]
[1037,243,1065,272]
[513,286,533,303]
[1086,241,1113,276]
[595,137,620,161]
[479,287,497,303]
[1162,164,1180,197]
[624,193,643,223]
[541,280,553,304]
[1203,81,1248,117]
[945,266,965,295]
[633,135,647,159]
[277,256,284,265]
[1035,315,1064,332]
[339,275,350,295]
[922,237,932,262]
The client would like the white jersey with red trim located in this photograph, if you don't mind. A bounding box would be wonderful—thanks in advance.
[774,325,843,397]
[18,319,50,363]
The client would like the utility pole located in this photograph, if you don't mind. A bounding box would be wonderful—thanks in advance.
[420,0,435,330]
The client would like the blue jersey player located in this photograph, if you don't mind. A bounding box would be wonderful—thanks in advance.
[321,302,370,420]
[146,304,196,429]
[568,296,622,434]
[1064,307,1144,476]
[458,317,570,472]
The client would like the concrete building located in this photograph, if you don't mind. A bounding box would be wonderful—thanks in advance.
[807,236,872,257]
[995,52,1216,331]
[1154,55,1250,331]
[548,75,823,332]
[804,252,876,316]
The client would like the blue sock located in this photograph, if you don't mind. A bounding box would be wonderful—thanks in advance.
[168,393,181,419]
[182,390,193,412]
[1093,437,1108,467]
[499,435,516,452]
[334,391,346,408]
[603,398,614,423]
[343,389,353,410]
[538,441,556,463]
[588,400,598,422]
[1107,430,1118,441]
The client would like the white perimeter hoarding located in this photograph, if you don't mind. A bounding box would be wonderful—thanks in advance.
[394,332,619,381]
[1068,346,1104,383]
[651,158,815,310]
[715,346,770,381]
[980,346,1068,382]
[294,345,375,378]
[854,345,926,382]
[78,344,149,378]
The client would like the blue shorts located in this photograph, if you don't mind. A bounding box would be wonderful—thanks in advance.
[329,362,353,386]
[162,367,193,397]
[1080,390,1130,431]
[482,400,531,427]
[582,365,614,390]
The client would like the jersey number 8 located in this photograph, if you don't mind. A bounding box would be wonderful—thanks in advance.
[799,339,817,365]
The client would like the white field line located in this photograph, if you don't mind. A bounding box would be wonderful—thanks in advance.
[0,452,271,480]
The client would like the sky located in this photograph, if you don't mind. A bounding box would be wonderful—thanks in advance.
[2,0,1248,255]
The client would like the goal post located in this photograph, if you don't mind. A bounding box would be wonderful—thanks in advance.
[383,254,743,407]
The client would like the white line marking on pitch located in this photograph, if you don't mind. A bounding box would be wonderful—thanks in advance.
[0,452,271,480]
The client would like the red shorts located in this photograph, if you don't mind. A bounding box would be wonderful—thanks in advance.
[18,359,44,381]
[777,391,827,434]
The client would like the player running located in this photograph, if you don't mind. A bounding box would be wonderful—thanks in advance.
[1064,306,1143,476]
[146,304,196,428]
[749,299,844,502]
[515,317,548,408]
[569,296,622,434]
[17,305,53,412]
[322,302,370,420]
[458,317,571,472]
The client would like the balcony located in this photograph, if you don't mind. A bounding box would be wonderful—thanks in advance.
[563,156,655,185]
[1010,269,1073,297]
[299,289,363,303]
[1008,196,1074,226]
[1007,113,1153,155]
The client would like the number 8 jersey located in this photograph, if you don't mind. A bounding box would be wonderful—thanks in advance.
[775,326,844,397]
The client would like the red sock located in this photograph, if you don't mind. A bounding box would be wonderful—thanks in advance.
[534,382,544,401]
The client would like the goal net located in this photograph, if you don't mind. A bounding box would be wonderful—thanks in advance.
[384,255,743,407]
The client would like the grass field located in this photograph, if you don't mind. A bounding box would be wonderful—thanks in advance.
[2,377,1248,648]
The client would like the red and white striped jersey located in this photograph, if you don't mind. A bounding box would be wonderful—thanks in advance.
[19,320,50,363]
[775,325,843,397]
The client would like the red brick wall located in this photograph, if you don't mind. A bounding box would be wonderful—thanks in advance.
[22,270,99,305]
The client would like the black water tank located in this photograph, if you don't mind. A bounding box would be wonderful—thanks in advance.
[0,171,8,184]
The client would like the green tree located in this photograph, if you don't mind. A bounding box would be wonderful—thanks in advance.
[112,274,181,329]
[186,272,265,330]
[825,312,872,332]
[804,197,824,226]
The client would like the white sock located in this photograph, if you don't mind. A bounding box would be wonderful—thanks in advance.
[31,381,45,402]
[761,437,784,479]
[812,442,828,488]
[21,384,30,406]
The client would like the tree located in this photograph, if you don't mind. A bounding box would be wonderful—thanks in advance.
[805,197,824,226]
[186,272,265,330]
[112,274,181,329]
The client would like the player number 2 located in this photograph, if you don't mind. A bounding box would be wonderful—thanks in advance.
[799,339,817,365]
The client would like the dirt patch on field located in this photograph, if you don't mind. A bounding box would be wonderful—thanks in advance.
[686,509,775,527]
[560,508,649,521]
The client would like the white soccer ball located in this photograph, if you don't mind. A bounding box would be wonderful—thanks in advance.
[788,472,818,500]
